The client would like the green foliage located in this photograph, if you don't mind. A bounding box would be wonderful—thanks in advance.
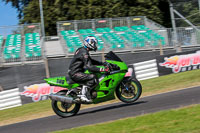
[0,69,200,125]
[0,100,51,122]
[141,69,200,94]
[2,0,171,36]
[54,104,200,133]
[174,0,200,27]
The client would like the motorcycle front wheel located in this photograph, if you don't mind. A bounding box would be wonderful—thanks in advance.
[116,77,142,103]
[51,90,81,118]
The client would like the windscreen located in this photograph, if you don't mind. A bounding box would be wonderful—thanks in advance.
[105,51,122,62]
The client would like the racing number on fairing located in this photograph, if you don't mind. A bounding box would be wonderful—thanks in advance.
[57,79,65,84]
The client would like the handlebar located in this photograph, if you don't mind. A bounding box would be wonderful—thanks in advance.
[104,62,120,72]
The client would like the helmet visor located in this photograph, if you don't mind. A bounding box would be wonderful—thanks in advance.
[91,39,97,51]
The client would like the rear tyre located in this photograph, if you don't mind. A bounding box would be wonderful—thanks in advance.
[51,90,81,118]
[116,77,142,103]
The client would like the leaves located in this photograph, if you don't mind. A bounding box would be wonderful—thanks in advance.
[2,0,172,35]
[174,0,200,27]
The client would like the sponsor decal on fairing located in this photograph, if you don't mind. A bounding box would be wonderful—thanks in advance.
[125,68,133,77]
[160,51,200,73]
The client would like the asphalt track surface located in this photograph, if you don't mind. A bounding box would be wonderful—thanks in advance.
[1,86,200,133]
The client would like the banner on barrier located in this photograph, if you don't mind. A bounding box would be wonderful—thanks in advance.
[156,49,200,76]
[21,83,66,102]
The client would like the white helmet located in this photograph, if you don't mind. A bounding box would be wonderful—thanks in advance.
[84,36,98,51]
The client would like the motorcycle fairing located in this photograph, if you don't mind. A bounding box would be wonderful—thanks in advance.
[93,72,126,104]
[44,77,79,88]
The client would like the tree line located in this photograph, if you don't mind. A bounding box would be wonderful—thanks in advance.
[2,0,173,36]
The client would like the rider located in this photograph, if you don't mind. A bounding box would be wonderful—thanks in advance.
[68,36,110,102]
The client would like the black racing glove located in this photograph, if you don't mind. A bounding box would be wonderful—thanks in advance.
[103,62,109,66]
[100,66,110,74]
[104,66,110,72]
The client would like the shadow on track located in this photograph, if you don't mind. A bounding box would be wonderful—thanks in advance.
[58,100,147,119]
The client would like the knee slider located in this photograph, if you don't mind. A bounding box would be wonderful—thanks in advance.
[88,74,95,79]
[87,79,96,87]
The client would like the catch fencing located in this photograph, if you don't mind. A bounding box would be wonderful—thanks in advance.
[0,23,41,37]
[57,16,200,56]
[57,16,146,32]
[0,23,44,64]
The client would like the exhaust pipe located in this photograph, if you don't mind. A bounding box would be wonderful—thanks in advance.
[49,94,74,103]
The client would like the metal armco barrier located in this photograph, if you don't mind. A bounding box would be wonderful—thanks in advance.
[1,49,200,110]
[0,88,22,110]
[134,59,159,81]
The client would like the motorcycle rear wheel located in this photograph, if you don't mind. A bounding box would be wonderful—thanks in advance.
[51,90,81,118]
[116,77,142,103]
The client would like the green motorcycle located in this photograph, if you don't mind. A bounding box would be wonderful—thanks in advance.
[45,51,142,118]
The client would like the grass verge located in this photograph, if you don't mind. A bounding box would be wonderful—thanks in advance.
[0,69,200,126]
[53,104,200,133]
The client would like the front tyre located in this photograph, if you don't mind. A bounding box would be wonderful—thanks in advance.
[51,90,81,118]
[116,77,142,103]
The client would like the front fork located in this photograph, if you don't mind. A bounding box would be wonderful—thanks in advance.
[121,82,129,91]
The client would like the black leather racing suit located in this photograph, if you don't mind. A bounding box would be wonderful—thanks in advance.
[68,47,103,88]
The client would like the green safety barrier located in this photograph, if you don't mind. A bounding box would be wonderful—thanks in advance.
[60,30,76,36]
[96,27,112,33]
[5,34,21,47]
[25,33,40,45]
[25,45,42,58]
[60,25,166,51]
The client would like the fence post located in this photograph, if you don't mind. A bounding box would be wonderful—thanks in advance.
[0,86,3,92]
[109,18,113,29]
[43,36,50,78]
[159,40,164,55]
[101,47,105,62]
[92,19,95,30]
[74,20,78,32]
[44,58,50,78]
